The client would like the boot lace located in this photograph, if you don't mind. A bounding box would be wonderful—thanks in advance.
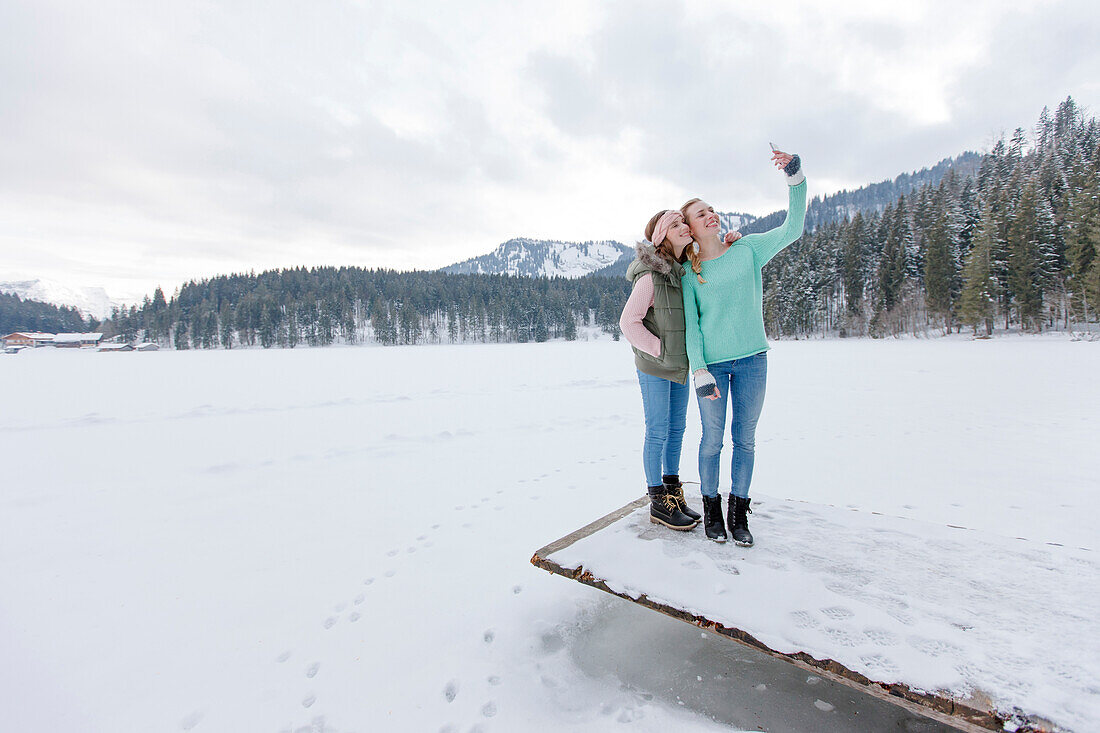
[661,494,681,514]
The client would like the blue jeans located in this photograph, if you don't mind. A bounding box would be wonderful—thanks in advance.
[696,352,768,499]
[636,370,690,487]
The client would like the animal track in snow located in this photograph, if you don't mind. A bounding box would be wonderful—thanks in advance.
[349,611,361,622]
[323,617,337,629]
[306,662,320,678]
[483,629,495,643]
[276,650,291,663]
[363,577,375,585]
[481,701,498,717]
[488,675,502,686]
[512,585,523,594]
[443,679,459,702]
[384,569,396,577]
[302,694,316,708]
[354,593,365,605]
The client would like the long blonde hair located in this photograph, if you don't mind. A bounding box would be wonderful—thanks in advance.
[679,198,707,284]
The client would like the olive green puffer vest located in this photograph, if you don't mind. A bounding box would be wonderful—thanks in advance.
[624,246,689,385]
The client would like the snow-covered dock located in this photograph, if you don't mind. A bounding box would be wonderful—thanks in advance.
[532,494,1098,732]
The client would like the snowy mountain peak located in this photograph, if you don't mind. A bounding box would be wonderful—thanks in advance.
[441,238,632,279]
[0,278,121,321]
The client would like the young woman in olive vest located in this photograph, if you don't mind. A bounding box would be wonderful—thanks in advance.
[619,210,740,531]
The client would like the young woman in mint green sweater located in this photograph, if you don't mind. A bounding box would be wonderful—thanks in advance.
[680,148,807,546]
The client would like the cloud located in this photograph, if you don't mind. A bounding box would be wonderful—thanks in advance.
[0,0,1098,300]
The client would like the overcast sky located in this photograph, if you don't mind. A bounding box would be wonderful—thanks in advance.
[1,0,1098,301]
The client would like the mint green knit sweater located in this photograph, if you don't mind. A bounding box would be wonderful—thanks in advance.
[682,179,807,372]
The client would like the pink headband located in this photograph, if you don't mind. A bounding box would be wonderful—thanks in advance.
[649,210,684,248]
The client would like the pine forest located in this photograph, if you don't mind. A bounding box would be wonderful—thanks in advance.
[91,98,1100,348]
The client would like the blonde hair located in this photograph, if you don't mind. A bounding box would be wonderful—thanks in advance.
[679,198,707,284]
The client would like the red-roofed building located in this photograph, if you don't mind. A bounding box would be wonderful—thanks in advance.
[2,332,55,347]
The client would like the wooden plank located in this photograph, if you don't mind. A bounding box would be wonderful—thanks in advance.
[531,496,1047,733]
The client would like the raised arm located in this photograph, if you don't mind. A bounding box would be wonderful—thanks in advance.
[746,153,808,266]
[619,275,661,357]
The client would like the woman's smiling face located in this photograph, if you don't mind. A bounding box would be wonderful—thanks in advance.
[664,216,692,256]
[685,200,720,240]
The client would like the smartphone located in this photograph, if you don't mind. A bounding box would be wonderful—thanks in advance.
[769,142,779,152]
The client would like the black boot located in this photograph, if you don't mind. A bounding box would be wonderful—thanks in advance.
[728,495,754,547]
[701,494,727,543]
[647,485,697,531]
[662,474,701,522]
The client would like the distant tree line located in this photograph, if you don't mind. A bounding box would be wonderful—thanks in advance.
[105,269,630,349]
[760,97,1100,337]
[0,292,94,334]
[99,98,1098,348]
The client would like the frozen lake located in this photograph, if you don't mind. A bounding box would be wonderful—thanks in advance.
[1,337,1096,732]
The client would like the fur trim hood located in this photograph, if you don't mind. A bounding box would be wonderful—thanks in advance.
[625,241,684,281]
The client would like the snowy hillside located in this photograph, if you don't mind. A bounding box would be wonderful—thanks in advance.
[1,338,1096,732]
[0,277,121,321]
[441,238,632,278]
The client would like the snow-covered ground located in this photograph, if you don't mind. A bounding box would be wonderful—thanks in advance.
[1,337,1096,732]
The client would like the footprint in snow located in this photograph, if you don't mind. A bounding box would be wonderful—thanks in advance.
[481,701,497,718]
[417,534,428,541]
[306,662,320,678]
[488,675,502,686]
[349,611,361,622]
[363,577,375,585]
[789,610,818,629]
[512,585,523,594]
[860,653,900,675]
[354,593,365,605]
[276,650,291,663]
[302,694,316,708]
[444,679,459,702]
[821,606,855,620]
[483,629,495,643]
[387,549,399,557]
[323,617,337,629]
[180,710,204,730]
[823,627,861,647]
[384,569,396,577]
[863,628,899,647]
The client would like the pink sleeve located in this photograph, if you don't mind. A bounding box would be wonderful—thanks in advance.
[619,275,661,358]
